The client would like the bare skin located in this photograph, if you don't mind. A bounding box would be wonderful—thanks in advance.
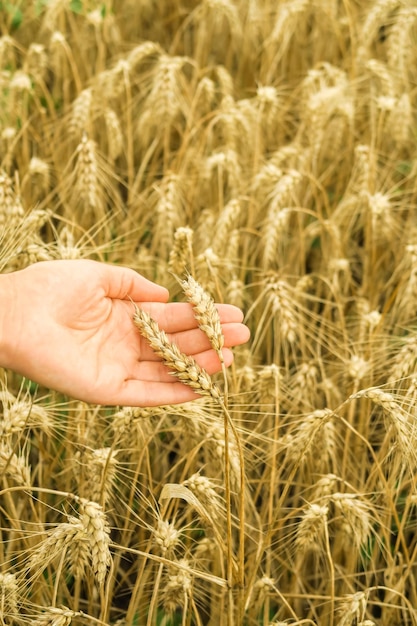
[0,260,250,406]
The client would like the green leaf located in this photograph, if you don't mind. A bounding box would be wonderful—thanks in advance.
[35,0,49,17]
[4,3,23,30]
[70,0,83,14]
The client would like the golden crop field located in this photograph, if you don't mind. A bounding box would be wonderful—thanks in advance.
[1,0,417,624]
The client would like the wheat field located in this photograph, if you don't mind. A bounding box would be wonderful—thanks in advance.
[1,0,417,624]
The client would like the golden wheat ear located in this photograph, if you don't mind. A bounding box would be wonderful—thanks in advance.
[132,304,221,401]
[179,274,224,356]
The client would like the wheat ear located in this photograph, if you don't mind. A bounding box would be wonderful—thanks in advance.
[132,304,221,401]
[179,274,224,357]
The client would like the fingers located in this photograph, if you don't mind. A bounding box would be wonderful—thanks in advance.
[102,263,169,303]
[122,348,235,405]
[139,301,245,332]
[133,347,234,383]
[119,379,202,406]
[137,322,250,362]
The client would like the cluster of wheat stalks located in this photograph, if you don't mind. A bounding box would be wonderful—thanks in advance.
[1,0,417,624]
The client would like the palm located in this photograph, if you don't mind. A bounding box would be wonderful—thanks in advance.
[6,260,249,405]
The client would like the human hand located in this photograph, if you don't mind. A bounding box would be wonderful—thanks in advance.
[0,260,250,406]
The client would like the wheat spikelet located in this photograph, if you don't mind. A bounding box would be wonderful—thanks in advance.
[388,336,417,383]
[0,171,23,228]
[52,226,81,260]
[311,474,341,500]
[95,59,129,101]
[387,92,413,145]
[211,198,241,256]
[42,0,69,33]
[331,493,371,551]
[266,279,298,344]
[365,59,396,99]
[0,35,16,69]
[127,40,162,74]
[73,133,101,215]
[33,606,79,626]
[265,0,310,66]
[366,192,397,241]
[183,473,224,522]
[153,173,185,259]
[0,444,31,486]
[103,107,123,160]
[254,85,281,143]
[0,391,52,437]
[25,43,48,83]
[78,498,112,587]
[212,64,234,97]
[162,558,193,613]
[168,226,194,276]
[186,0,242,69]
[70,88,93,138]
[258,364,282,419]
[284,409,335,472]
[111,405,161,440]
[9,70,32,97]
[262,206,291,269]
[0,572,18,619]
[252,162,283,206]
[203,149,241,198]
[347,355,370,384]
[179,275,224,356]
[303,84,349,157]
[209,95,256,153]
[351,144,372,196]
[133,304,221,401]
[195,209,216,254]
[153,519,181,557]
[26,157,51,191]
[295,502,329,553]
[83,447,118,506]
[351,388,416,464]
[28,516,86,578]
[226,277,245,310]
[387,7,417,87]
[194,75,216,116]
[337,592,367,626]
[287,361,320,411]
[358,0,401,53]
[137,54,192,145]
